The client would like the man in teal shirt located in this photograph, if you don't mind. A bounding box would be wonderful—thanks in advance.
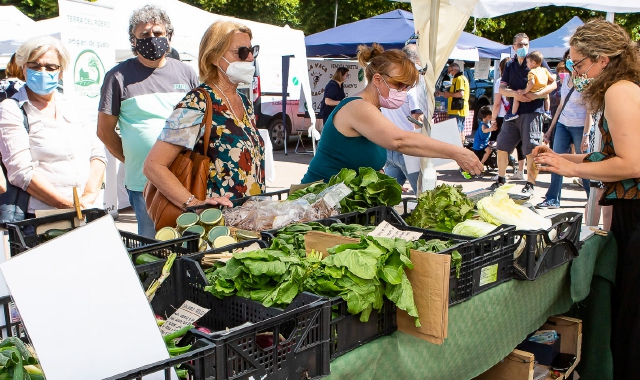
[98,5,198,237]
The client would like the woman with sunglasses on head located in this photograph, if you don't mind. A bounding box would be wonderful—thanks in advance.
[533,19,640,377]
[301,43,482,184]
[144,20,263,209]
[0,36,107,223]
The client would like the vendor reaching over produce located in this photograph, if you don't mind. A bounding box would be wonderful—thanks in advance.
[301,43,483,185]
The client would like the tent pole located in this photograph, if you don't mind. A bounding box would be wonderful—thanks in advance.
[606,12,615,22]
[428,0,440,65]
[334,0,338,28]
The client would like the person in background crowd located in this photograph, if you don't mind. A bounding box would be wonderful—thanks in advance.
[435,62,469,144]
[536,49,592,209]
[0,54,25,100]
[505,51,553,121]
[491,57,525,181]
[301,44,482,184]
[318,67,349,125]
[145,20,265,212]
[382,45,424,194]
[0,36,106,221]
[491,32,557,195]
[472,106,497,167]
[533,19,640,377]
[97,5,199,237]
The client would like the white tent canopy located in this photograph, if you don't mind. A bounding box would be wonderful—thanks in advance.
[472,0,640,18]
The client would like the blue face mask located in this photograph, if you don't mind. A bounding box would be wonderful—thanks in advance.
[26,68,59,95]
[516,47,528,58]
[565,59,574,72]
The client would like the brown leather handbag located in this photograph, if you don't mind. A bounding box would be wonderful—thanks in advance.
[143,87,213,231]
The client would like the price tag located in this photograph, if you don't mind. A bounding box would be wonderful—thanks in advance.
[160,300,210,336]
[367,221,422,241]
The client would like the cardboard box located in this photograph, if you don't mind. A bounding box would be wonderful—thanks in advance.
[475,316,582,380]
[304,231,451,344]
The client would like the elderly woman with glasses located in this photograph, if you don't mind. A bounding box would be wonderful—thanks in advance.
[144,20,263,209]
[0,36,106,222]
[301,43,482,184]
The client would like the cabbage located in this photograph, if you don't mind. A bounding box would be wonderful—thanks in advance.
[452,219,498,237]
[477,185,552,231]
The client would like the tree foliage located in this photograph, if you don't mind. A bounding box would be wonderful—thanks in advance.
[465,7,640,44]
[2,0,58,20]
[183,0,301,28]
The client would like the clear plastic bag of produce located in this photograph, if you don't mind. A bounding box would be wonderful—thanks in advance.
[223,183,352,231]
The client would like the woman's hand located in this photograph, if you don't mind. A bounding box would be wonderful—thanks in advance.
[533,148,576,177]
[454,148,484,175]
[581,136,589,153]
[191,194,234,208]
[543,130,553,145]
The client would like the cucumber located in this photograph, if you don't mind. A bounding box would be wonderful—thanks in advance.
[135,253,162,266]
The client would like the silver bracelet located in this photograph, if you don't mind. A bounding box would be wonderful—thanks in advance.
[182,194,195,210]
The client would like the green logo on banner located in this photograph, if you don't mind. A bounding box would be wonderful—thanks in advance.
[292,77,299,86]
[73,49,105,98]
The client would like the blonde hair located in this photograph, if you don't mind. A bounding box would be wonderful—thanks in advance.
[527,51,543,65]
[15,36,70,72]
[357,43,418,87]
[199,20,253,84]
[570,18,640,113]
[6,54,23,80]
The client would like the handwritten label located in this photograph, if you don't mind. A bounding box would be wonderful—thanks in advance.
[160,301,210,336]
[367,221,423,241]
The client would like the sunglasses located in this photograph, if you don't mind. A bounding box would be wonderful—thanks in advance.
[26,61,61,72]
[382,74,414,92]
[230,45,260,61]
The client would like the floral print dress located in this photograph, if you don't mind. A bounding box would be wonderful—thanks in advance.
[159,84,265,199]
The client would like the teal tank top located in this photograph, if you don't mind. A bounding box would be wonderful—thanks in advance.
[301,97,387,184]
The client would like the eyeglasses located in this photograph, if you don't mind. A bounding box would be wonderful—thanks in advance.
[26,61,61,72]
[514,42,529,48]
[382,74,414,92]
[230,45,259,61]
[566,56,590,74]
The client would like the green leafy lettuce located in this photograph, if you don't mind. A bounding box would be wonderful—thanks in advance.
[406,184,475,232]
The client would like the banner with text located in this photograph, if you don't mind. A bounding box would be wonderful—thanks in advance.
[305,59,366,114]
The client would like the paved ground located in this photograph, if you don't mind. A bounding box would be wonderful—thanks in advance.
[115,136,598,233]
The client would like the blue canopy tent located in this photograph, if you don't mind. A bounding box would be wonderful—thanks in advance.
[530,16,584,59]
[305,9,509,59]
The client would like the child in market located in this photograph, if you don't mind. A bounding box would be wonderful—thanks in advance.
[472,106,497,166]
[505,51,553,121]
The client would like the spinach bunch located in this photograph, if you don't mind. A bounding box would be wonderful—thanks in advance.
[328,168,403,213]
[406,184,475,232]
[269,222,376,257]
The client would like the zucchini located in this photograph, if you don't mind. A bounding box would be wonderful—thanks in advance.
[41,228,72,241]
[135,254,162,266]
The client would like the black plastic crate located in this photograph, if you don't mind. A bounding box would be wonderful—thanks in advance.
[513,212,583,281]
[328,296,396,360]
[332,206,407,227]
[132,234,201,282]
[120,230,159,250]
[259,218,342,243]
[106,338,217,380]
[148,257,331,380]
[6,208,107,256]
[0,295,26,341]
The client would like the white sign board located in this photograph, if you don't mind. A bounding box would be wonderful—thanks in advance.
[0,216,173,380]
[58,0,116,213]
[306,59,366,114]
[474,58,491,80]
[429,118,462,167]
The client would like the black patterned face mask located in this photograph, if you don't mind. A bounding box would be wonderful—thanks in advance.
[135,36,169,61]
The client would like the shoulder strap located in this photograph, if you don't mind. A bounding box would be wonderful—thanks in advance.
[10,98,29,133]
[557,87,575,118]
[193,87,212,156]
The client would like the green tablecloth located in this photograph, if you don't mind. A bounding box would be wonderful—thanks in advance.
[327,234,616,380]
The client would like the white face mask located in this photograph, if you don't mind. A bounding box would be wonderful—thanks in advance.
[220,57,255,84]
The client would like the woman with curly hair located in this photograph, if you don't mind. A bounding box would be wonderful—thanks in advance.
[533,19,640,377]
[301,43,482,184]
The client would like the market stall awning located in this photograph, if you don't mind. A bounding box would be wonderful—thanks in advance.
[529,16,584,59]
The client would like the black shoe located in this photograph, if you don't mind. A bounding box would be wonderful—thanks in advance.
[487,177,506,191]
[521,182,535,196]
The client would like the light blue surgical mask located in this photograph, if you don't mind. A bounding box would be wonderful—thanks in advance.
[516,47,528,58]
[26,68,59,95]
[565,59,574,72]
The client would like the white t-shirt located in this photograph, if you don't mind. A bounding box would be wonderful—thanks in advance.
[493,77,507,117]
[381,87,422,131]
[558,75,587,127]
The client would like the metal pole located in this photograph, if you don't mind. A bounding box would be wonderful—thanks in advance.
[606,12,615,22]
[334,0,338,28]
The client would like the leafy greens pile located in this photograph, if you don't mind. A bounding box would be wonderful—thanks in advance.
[205,235,421,326]
[406,184,475,233]
[289,167,402,213]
